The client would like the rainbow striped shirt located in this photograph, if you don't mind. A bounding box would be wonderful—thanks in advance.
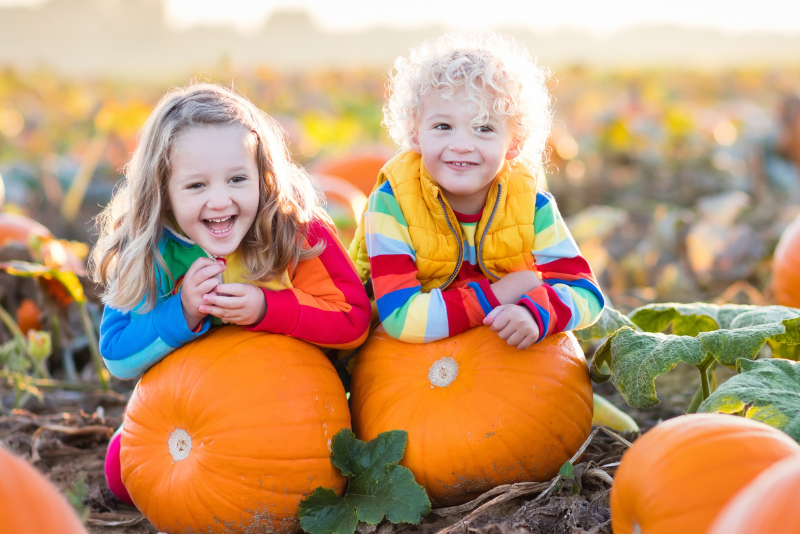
[365,180,604,343]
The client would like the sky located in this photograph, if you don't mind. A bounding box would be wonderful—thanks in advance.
[1,0,800,35]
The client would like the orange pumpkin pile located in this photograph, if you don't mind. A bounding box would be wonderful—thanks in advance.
[773,214,800,308]
[707,455,800,534]
[350,326,593,506]
[120,327,350,534]
[610,413,800,534]
[0,446,88,534]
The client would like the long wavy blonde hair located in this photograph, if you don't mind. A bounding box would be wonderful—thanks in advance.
[90,82,328,312]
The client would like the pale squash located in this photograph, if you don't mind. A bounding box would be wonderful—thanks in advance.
[350,326,593,507]
[0,445,88,534]
[121,327,350,534]
[610,413,800,534]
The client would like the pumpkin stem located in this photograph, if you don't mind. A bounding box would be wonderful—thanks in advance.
[428,357,459,388]
[168,429,192,461]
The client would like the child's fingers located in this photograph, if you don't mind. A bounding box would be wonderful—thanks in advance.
[193,262,226,282]
[213,283,247,296]
[489,314,512,333]
[483,306,502,325]
[202,293,241,309]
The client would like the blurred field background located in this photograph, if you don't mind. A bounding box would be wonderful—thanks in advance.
[3,0,800,312]
[0,1,799,530]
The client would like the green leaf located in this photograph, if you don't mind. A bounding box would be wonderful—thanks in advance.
[629,303,765,335]
[769,341,800,361]
[596,304,800,409]
[699,358,800,443]
[697,323,786,367]
[601,327,710,408]
[298,429,431,534]
[559,461,574,478]
[574,306,638,341]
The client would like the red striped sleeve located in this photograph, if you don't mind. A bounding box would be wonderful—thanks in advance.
[245,219,371,349]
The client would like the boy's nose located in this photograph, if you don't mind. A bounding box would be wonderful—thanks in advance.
[448,134,475,153]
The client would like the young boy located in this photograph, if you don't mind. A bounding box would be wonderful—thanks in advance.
[349,32,604,348]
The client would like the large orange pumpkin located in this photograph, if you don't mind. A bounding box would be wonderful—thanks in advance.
[121,327,351,534]
[707,455,800,534]
[773,214,800,308]
[610,414,800,534]
[0,446,88,534]
[350,326,593,507]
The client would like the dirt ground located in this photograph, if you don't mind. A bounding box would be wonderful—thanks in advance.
[0,364,708,534]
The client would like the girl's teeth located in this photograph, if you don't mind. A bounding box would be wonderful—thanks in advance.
[205,216,235,234]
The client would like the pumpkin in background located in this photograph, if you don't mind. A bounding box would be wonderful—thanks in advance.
[773,214,800,308]
[707,455,800,534]
[350,326,593,507]
[610,414,800,534]
[0,212,85,275]
[16,298,42,333]
[312,150,393,196]
[0,446,88,534]
[121,327,350,534]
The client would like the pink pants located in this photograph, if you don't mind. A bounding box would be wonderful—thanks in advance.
[104,426,134,506]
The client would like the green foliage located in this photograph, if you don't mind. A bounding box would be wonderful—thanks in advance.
[64,470,90,522]
[574,306,638,342]
[298,429,431,534]
[586,303,800,409]
[699,359,800,443]
[555,461,580,495]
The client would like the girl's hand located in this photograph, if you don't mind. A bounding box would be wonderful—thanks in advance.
[181,258,226,330]
[489,271,543,305]
[200,283,267,326]
[483,304,540,350]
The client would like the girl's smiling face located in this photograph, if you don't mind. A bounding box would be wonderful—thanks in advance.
[167,124,260,257]
[414,87,521,214]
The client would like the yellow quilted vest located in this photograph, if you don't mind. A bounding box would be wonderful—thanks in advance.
[349,150,538,291]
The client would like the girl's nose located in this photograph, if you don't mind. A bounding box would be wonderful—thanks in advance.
[205,189,233,210]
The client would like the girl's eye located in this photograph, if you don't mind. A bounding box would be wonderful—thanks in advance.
[186,182,204,190]
[433,123,451,131]
[477,125,494,133]
[230,175,247,184]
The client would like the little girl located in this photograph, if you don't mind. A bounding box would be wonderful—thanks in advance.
[90,82,371,503]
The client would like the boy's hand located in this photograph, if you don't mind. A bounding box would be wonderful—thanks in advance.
[200,283,267,327]
[180,258,226,331]
[490,271,543,305]
[483,304,540,350]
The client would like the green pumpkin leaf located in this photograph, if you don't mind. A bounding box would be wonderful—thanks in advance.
[699,358,800,443]
[597,327,710,408]
[595,304,800,409]
[574,306,638,342]
[298,429,431,534]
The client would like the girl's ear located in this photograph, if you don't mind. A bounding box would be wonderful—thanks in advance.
[505,138,523,160]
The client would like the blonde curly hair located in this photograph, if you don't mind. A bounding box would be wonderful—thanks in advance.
[383,32,554,169]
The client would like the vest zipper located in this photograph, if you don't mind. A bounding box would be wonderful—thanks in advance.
[477,183,502,281]
[437,194,464,290]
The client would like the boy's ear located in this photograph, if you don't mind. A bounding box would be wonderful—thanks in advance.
[409,129,422,154]
[505,138,523,161]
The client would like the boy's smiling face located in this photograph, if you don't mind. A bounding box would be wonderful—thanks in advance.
[414,87,521,214]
